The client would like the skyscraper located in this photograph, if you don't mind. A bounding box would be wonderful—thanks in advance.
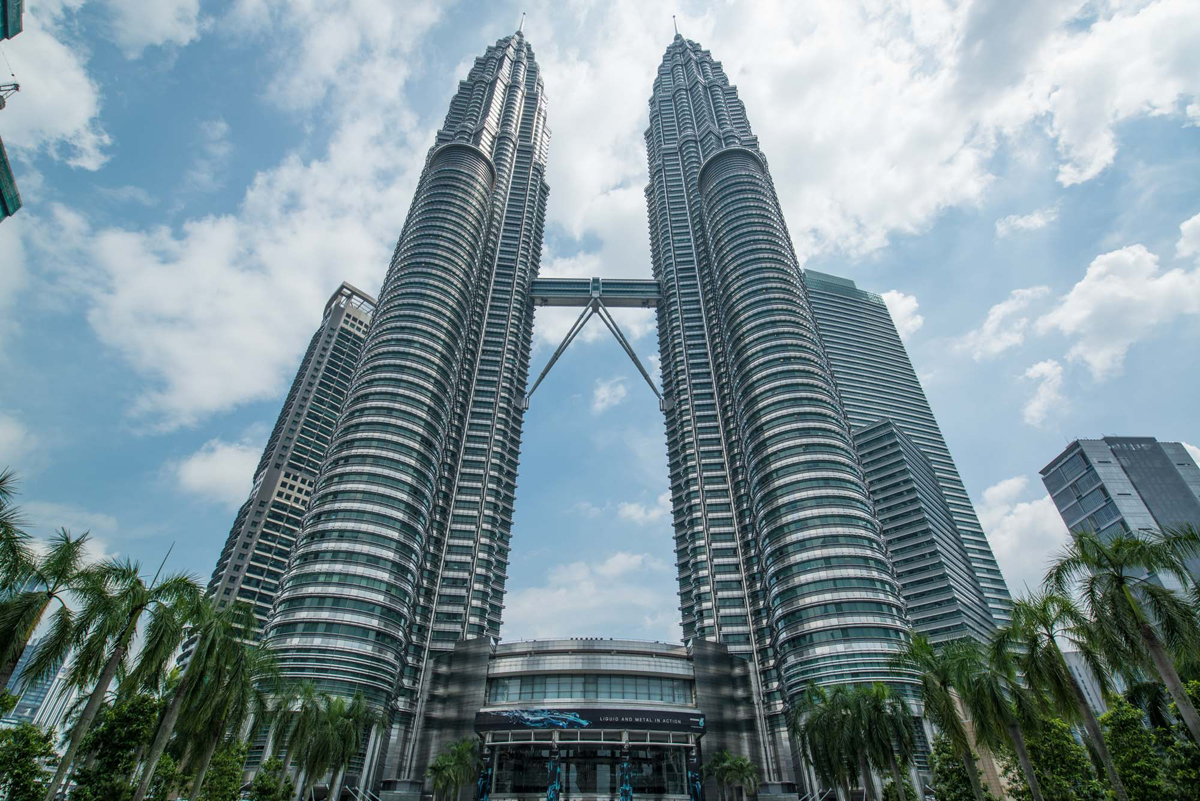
[1041,437,1200,580]
[191,282,375,653]
[264,29,549,774]
[644,36,916,779]
[802,270,1012,626]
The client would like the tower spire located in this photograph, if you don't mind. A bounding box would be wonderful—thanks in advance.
[673,15,679,36]
[518,11,525,33]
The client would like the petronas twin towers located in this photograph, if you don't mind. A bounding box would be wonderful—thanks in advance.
[254,27,1009,795]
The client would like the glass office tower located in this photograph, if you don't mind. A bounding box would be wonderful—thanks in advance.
[803,270,1012,627]
[187,282,375,665]
[1042,436,1200,581]
[264,30,549,776]
[645,36,917,780]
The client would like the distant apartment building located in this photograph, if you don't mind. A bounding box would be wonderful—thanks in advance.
[1041,437,1200,582]
[183,283,375,663]
[1,636,60,727]
[802,269,1010,637]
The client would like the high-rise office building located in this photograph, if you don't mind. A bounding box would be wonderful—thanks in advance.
[192,282,375,652]
[803,270,1011,626]
[264,29,549,775]
[1,635,58,727]
[1041,437,1200,580]
[852,420,995,644]
[643,36,916,781]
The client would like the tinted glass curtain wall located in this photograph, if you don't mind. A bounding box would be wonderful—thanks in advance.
[644,35,917,781]
[264,31,550,768]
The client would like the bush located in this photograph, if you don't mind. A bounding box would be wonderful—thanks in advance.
[1101,697,1166,798]
[72,694,163,801]
[881,776,917,801]
[200,741,249,801]
[929,734,997,801]
[1164,681,1200,801]
[249,756,295,801]
[0,722,58,801]
[999,718,1105,801]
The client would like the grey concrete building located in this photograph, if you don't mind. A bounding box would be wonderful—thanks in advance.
[1041,436,1200,582]
[803,270,1011,628]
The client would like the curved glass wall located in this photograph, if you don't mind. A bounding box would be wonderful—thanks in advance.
[487,674,694,704]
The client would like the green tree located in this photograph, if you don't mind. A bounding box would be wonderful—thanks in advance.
[0,722,57,801]
[0,468,31,587]
[1100,697,1166,798]
[427,754,456,801]
[0,528,95,691]
[881,777,917,801]
[70,693,163,801]
[929,735,996,801]
[999,717,1104,801]
[1162,681,1200,801]
[1047,525,1200,743]
[199,740,249,801]
[249,757,296,801]
[996,591,1129,801]
[703,749,736,801]
[892,634,987,801]
[39,560,200,801]
[145,754,184,801]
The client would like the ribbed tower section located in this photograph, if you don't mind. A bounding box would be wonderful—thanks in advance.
[265,30,549,755]
[645,36,916,779]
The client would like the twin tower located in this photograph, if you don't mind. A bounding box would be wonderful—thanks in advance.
[254,30,1011,795]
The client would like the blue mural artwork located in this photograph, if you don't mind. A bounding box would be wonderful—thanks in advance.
[476,747,493,801]
[619,755,633,801]
[688,746,704,801]
[546,750,561,801]
[498,709,591,729]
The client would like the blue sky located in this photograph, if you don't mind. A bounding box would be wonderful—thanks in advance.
[1,0,1199,643]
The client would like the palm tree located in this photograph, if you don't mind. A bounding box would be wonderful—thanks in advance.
[951,640,1044,801]
[39,559,200,801]
[1047,525,1200,744]
[856,683,917,801]
[130,600,258,801]
[180,634,278,798]
[273,681,323,793]
[891,634,986,801]
[703,749,736,801]
[725,755,759,801]
[787,685,858,800]
[996,591,1128,801]
[427,753,456,801]
[0,529,95,690]
[447,737,480,801]
[325,693,383,801]
[0,468,31,586]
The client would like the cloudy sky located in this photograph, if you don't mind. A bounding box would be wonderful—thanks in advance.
[1,0,1198,643]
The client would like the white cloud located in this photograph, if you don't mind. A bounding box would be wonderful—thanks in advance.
[957,286,1051,360]
[880,290,924,338]
[1036,241,1200,379]
[1182,442,1200,467]
[1029,1,1200,186]
[95,185,158,207]
[1,4,110,169]
[592,376,628,414]
[977,475,1069,596]
[9,2,445,429]
[0,411,38,466]
[1177,212,1200,259]
[103,0,203,57]
[182,118,233,193]
[1022,359,1065,426]
[995,204,1060,238]
[173,438,260,508]
[617,492,672,526]
[503,551,681,643]
[21,500,120,563]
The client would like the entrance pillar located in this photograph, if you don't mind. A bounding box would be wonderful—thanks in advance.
[546,745,561,801]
